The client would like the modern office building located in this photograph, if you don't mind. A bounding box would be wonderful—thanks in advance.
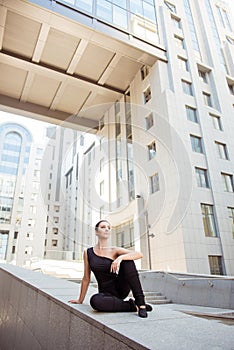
[0,0,233,274]
[0,121,47,266]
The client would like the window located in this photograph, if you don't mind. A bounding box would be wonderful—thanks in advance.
[201,204,218,237]
[171,16,181,29]
[208,256,224,275]
[215,141,229,160]
[26,232,33,240]
[12,246,15,254]
[28,219,35,227]
[33,170,40,177]
[228,84,234,95]
[36,148,43,157]
[150,173,159,193]
[54,205,59,212]
[143,87,151,103]
[31,193,38,201]
[221,173,234,192]
[227,207,234,238]
[14,231,18,239]
[174,35,184,49]
[74,0,93,13]
[141,65,149,80]
[100,158,104,172]
[165,1,176,13]
[148,141,156,160]
[216,6,231,31]
[226,36,234,45]
[53,217,59,224]
[99,206,104,219]
[100,181,104,196]
[210,114,222,130]
[24,246,32,255]
[182,80,193,95]
[195,168,209,188]
[53,228,58,235]
[203,92,212,107]
[186,106,198,123]
[178,56,189,71]
[32,181,40,190]
[198,70,207,83]
[145,113,154,130]
[29,206,36,215]
[52,239,58,247]
[190,135,203,153]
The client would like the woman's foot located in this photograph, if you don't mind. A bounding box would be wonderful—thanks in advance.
[138,305,148,318]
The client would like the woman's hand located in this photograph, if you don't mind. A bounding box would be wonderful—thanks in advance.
[110,257,122,273]
[68,299,82,304]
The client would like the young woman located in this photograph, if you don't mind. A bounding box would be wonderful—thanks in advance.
[69,220,152,318]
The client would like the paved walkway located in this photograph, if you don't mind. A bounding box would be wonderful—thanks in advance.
[67,280,234,350]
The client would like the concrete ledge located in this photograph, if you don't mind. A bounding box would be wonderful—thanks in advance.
[0,264,148,350]
[140,271,234,309]
[1,264,234,350]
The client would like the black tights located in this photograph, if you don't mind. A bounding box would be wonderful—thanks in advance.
[90,260,145,312]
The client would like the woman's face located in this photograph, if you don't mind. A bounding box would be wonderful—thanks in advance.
[96,221,111,239]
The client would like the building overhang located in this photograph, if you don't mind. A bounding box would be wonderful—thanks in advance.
[0,0,167,131]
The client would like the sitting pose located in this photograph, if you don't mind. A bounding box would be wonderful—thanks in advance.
[69,220,152,318]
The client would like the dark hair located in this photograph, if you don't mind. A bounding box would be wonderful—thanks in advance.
[95,220,110,230]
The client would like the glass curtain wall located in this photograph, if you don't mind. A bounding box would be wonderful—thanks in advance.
[57,0,159,43]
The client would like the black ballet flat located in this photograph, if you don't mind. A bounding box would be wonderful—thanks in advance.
[138,306,148,318]
[145,304,153,312]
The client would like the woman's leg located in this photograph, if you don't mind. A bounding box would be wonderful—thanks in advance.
[116,260,145,307]
[90,292,136,312]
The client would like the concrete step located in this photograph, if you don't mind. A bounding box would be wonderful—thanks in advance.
[144,291,171,305]
[129,291,172,305]
[147,299,171,305]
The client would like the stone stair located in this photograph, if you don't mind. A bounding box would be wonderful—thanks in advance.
[129,291,171,305]
[144,291,171,305]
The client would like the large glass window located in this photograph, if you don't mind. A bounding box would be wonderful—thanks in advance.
[75,0,93,13]
[201,204,218,237]
[205,0,228,73]
[183,0,201,60]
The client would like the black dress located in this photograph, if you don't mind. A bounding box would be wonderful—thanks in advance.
[87,247,145,312]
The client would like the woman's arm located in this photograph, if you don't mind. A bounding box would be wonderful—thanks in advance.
[68,250,91,304]
[110,247,143,273]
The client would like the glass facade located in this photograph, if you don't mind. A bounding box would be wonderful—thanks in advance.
[58,0,159,43]
[183,0,201,60]
[0,123,32,224]
[204,0,228,73]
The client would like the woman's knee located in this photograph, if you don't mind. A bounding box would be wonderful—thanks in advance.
[90,293,106,311]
